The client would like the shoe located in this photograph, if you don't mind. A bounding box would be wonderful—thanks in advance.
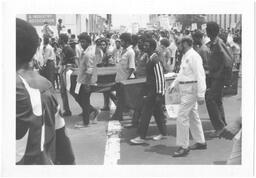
[63,111,72,117]
[101,106,110,111]
[189,143,207,150]
[74,121,89,128]
[172,147,190,157]
[90,109,99,123]
[124,124,138,129]
[152,134,165,141]
[130,137,146,145]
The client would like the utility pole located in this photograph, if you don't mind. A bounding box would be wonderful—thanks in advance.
[107,14,112,31]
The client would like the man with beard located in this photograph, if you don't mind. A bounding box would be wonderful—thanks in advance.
[130,38,167,144]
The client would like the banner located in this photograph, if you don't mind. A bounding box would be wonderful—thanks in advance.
[26,14,56,26]
[191,23,198,31]
[160,16,170,30]
[132,23,139,34]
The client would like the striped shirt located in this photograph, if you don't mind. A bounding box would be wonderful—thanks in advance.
[146,53,165,96]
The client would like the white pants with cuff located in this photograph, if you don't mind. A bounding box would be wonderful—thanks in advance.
[176,83,205,149]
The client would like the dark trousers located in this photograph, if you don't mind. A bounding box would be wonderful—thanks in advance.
[55,127,75,165]
[111,83,124,120]
[103,91,117,108]
[70,85,95,125]
[137,93,167,139]
[42,60,55,88]
[59,69,71,113]
[205,78,227,131]
[103,92,110,108]
[54,73,60,89]
[132,89,146,126]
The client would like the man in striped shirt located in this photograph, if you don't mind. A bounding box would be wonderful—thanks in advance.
[130,38,167,145]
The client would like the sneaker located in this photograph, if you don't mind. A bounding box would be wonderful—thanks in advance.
[90,109,99,123]
[152,134,165,141]
[130,137,146,145]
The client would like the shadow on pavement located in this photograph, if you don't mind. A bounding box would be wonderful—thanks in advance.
[144,144,177,156]
[213,160,227,165]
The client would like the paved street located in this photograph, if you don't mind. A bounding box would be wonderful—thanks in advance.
[55,78,241,165]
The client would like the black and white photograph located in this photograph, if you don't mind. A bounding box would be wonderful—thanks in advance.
[1,0,255,177]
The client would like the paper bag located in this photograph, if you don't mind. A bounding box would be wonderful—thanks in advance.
[165,87,181,118]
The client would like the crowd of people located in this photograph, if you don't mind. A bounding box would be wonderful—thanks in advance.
[16,17,242,165]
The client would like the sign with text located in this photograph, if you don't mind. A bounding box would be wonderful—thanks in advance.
[26,14,56,26]
[191,23,198,31]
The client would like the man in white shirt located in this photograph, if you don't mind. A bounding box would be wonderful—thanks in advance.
[111,33,136,121]
[41,37,56,88]
[169,36,206,157]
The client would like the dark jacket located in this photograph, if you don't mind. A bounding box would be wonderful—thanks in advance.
[206,37,232,79]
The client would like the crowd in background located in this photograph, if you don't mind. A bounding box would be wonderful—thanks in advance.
[33,20,242,91]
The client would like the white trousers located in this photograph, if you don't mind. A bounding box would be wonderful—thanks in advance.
[176,83,205,149]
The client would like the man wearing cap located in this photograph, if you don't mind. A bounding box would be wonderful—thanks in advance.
[169,36,207,157]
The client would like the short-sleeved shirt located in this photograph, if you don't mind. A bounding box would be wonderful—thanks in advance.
[135,52,147,78]
[115,45,135,82]
[75,44,83,67]
[77,45,98,85]
[159,47,172,73]
[42,44,56,63]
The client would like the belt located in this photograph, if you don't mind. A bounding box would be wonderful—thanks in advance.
[64,64,76,69]
[179,81,197,84]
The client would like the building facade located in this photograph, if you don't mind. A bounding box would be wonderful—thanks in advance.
[16,14,107,38]
[206,14,242,30]
[149,14,176,30]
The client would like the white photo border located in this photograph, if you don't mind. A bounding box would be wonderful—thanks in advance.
[1,0,255,177]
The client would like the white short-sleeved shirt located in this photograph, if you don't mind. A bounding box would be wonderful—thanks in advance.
[42,44,56,63]
[115,45,135,82]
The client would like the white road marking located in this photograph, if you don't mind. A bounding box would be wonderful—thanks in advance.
[104,120,122,165]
